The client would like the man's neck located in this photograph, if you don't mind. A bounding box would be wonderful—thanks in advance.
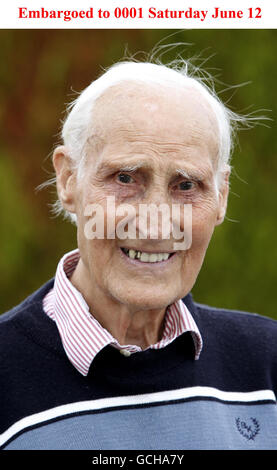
[70,258,167,348]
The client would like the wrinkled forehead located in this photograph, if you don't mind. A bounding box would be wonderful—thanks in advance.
[88,81,219,162]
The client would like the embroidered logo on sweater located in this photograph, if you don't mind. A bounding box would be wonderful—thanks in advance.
[235,417,260,441]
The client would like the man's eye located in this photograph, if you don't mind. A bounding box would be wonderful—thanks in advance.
[178,181,195,191]
[117,173,134,184]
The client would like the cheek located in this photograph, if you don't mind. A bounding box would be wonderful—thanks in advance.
[191,198,218,248]
[75,195,120,268]
[77,233,117,285]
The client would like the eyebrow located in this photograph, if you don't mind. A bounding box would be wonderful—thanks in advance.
[176,168,191,179]
[96,159,212,180]
[118,164,144,172]
[95,160,147,175]
[175,167,211,181]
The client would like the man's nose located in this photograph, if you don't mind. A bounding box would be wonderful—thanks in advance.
[143,183,171,206]
[136,185,173,241]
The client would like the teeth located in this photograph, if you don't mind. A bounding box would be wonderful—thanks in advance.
[123,249,172,263]
[129,249,136,259]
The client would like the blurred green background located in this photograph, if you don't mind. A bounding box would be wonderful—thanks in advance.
[0,29,276,318]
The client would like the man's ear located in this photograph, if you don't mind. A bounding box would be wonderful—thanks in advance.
[215,169,230,226]
[52,146,77,214]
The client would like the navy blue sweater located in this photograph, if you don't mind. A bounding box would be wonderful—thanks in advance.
[0,279,277,450]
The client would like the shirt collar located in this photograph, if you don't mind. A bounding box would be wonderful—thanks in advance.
[43,249,203,376]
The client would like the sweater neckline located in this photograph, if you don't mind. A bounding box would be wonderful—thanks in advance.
[10,278,201,376]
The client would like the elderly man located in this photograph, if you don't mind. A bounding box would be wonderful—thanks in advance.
[0,60,277,450]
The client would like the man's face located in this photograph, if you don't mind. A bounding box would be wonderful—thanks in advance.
[61,83,228,311]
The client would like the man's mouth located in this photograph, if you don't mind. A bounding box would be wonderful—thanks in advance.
[120,247,176,263]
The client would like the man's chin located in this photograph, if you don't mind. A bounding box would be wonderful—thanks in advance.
[111,285,181,312]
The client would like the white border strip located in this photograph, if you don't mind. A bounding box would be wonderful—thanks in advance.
[1,386,276,447]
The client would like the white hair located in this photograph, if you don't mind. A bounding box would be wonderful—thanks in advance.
[51,59,256,223]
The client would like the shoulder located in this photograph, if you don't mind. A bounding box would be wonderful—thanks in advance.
[183,292,277,337]
[192,299,277,362]
[179,295,277,393]
[0,278,54,321]
[0,279,56,353]
[195,300,277,335]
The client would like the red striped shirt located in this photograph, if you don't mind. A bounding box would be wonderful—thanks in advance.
[43,249,203,376]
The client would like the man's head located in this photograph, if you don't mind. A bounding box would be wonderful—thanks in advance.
[52,60,231,311]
